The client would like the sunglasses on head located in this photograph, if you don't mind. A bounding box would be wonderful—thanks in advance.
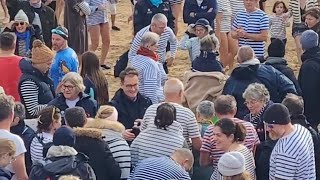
[15,22,25,26]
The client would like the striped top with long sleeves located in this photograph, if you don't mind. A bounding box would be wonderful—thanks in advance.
[30,132,53,163]
[129,55,166,104]
[130,122,185,167]
[86,0,109,26]
[141,102,201,148]
[232,9,269,57]
[200,118,260,167]
[229,0,245,18]
[128,25,178,64]
[19,80,47,117]
[269,15,289,40]
[129,156,191,180]
[288,0,318,24]
[269,124,316,180]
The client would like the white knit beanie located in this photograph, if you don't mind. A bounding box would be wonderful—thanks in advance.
[218,152,246,176]
[14,10,29,24]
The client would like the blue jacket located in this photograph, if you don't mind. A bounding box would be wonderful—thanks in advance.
[183,0,217,26]
[223,64,297,119]
[192,51,223,72]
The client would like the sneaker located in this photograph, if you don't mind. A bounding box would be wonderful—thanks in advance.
[100,64,111,70]
[112,26,121,31]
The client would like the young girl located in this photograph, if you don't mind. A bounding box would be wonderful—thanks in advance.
[0,139,16,180]
[269,1,290,46]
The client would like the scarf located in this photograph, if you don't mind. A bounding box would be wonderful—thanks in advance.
[16,30,31,56]
[30,1,42,8]
[137,47,159,61]
[149,0,162,7]
[249,103,267,127]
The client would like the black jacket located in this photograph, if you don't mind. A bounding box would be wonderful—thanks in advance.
[192,51,223,72]
[265,57,302,95]
[298,47,320,128]
[74,128,121,180]
[109,89,152,129]
[10,121,36,174]
[18,1,56,48]
[255,139,278,180]
[223,64,297,119]
[18,59,55,119]
[48,92,98,119]
[133,0,175,35]
[183,0,217,26]
[0,168,13,180]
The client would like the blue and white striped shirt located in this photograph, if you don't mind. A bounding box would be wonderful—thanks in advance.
[232,9,269,57]
[129,55,166,104]
[86,0,109,26]
[129,25,178,64]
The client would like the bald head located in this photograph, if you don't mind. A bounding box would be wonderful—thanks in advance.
[171,148,194,170]
[164,78,184,95]
[237,46,255,63]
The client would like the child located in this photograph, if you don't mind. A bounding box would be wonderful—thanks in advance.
[0,139,16,180]
[269,1,290,46]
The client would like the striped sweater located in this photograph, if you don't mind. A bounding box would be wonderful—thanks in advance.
[129,25,178,64]
[288,0,318,24]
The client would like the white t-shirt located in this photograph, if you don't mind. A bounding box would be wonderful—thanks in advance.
[0,129,27,174]
[66,97,80,108]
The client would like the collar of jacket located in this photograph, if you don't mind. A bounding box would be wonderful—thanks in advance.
[46,146,78,158]
[74,127,103,140]
[301,46,320,62]
[112,88,144,103]
[265,57,287,65]
[84,119,125,133]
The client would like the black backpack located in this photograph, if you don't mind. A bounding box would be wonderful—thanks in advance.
[114,50,129,77]
[36,136,54,158]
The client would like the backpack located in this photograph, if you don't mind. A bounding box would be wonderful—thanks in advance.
[29,153,95,180]
[36,136,54,158]
[114,50,129,77]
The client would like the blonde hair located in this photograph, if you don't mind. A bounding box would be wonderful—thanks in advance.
[96,105,115,119]
[58,175,80,180]
[61,72,86,92]
[0,139,16,157]
[225,171,252,180]
[242,83,270,103]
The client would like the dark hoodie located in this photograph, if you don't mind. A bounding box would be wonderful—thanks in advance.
[18,59,55,119]
[192,51,223,73]
[0,168,13,180]
[222,63,297,119]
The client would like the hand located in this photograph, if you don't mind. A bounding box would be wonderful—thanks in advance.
[187,24,195,34]
[97,4,106,11]
[128,15,133,24]
[166,57,174,67]
[5,21,14,29]
[122,129,136,141]
[190,12,195,17]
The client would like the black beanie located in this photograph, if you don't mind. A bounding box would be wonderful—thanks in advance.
[263,103,291,125]
[268,39,285,57]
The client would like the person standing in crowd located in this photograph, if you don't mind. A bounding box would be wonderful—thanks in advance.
[0,95,28,180]
[223,46,297,119]
[200,95,260,167]
[243,83,273,141]
[141,78,202,150]
[130,32,166,104]
[4,10,43,57]
[49,72,98,118]
[305,8,320,40]
[299,30,320,131]
[217,152,252,180]
[265,39,302,95]
[269,1,290,46]
[129,13,177,73]
[179,18,217,62]
[80,51,109,106]
[85,105,131,180]
[182,0,216,27]
[131,103,185,167]
[50,26,79,89]
[196,100,215,137]
[0,139,16,180]
[107,0,120,31]
[129,148,193,180]
[264,103,316,179]
[109,67,152,141]
[231,0,269,62]
[10,102,35,174]
[19,40,55,119]
[133,0,175,35]
[18,0,56,48]
[30,106,61,163]
[63,0,88,55]
[191,34,223,72]
[0,32,23,101]
[86,0,111,69]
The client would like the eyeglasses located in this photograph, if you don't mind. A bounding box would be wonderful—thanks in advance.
[264,122,274,129]
[61,84,75,91]
[124,83,138,89]
[244,99,259,106]
[15,22,25,26]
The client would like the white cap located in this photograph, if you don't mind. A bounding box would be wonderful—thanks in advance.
[218,152,246,176]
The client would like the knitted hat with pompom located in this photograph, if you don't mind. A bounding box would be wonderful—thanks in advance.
[31,40,55,64]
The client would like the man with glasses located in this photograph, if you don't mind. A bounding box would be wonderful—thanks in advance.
[50,26,79,89]
[109,67,152,142]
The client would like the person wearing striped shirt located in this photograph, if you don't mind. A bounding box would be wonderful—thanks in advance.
[129,13,177,69]
[200,95,260,168]
[263,103,316,180]
[231,0,269,62]
[141,78,202,150]
[131,103,186,167]
[129,32,166,104]
[129,148,194,180]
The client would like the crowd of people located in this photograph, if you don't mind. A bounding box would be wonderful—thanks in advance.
[0,0,320,179]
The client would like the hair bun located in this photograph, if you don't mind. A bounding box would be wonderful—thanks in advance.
[32,40,43,48]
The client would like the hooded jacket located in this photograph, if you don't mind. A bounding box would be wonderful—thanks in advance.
[192,51,223,72]
[183,0,217,25]
[73,128,121,180]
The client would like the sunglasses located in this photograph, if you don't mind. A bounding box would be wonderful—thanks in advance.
[264,122,274,129]
[15,22,25,26]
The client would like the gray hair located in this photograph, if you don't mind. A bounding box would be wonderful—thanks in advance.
[243,83,270,102]
[200,34,219,51]
[61,72,86,92]
[196,100,215,119]
[237,46,255,63]
[140,32,160,48]
[151,13,168,24]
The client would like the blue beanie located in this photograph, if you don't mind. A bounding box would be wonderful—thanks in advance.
[300,30,319,50]
[53,126,76,147]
